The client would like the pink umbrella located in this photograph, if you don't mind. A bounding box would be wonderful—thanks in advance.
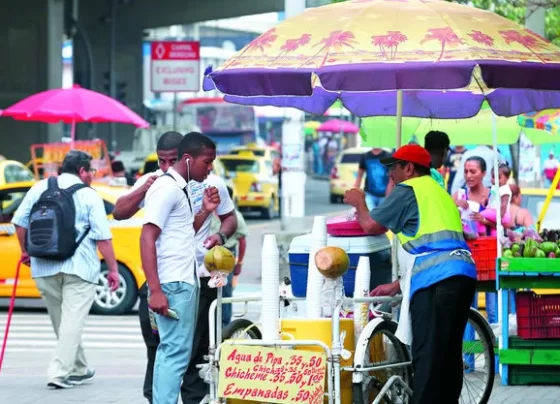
[317,119,359,134]
[1,84,149,142]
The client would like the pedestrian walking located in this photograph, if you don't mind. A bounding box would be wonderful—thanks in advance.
[344,144,477,404]
[354,147,391,209]
[11,150,120,389]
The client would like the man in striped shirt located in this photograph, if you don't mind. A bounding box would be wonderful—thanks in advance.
[12,150,119,389]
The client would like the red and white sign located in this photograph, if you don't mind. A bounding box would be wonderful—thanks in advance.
[150,41,200,92]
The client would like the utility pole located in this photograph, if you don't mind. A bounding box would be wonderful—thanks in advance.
[108,0,117,151]
[526,3,546,187]
[281,0,307,231]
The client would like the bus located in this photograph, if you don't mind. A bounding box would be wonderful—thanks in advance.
[177,97,260,155]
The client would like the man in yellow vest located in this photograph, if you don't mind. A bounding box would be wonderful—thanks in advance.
[344,144,476,404]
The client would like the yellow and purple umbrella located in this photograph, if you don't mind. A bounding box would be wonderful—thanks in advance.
[204,0,560,119]
[518,110,560,135]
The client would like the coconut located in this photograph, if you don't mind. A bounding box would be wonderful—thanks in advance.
[204,246,236,274]
[314,246,350,279]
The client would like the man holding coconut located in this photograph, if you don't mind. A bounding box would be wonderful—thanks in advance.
[344,144,476,404]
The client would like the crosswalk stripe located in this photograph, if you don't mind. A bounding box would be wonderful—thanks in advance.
[1,313,145,352]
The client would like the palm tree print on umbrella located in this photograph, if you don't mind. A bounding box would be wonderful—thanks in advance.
[420,27,464,61]
[499,30,546,61]
[276,33,312,62]
[468,30,494,47]
[371,31,407,60]
[313,30,358,68]
[224,28,278,68]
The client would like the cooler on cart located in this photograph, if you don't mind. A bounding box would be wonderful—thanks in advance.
[288,232,392,297]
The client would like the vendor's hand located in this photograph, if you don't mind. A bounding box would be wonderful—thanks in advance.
[344,188,366,209]
[149,290,169,316]
[455,199,469,209]
[203,186,220,212]
[369,281,400,297]
[233,262,242,276]
[204,233,223,249]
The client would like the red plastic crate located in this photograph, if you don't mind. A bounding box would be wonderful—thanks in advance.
[516,291,560,339]
[467,236,497,281]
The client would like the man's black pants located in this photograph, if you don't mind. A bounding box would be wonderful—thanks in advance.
[410,275,476,404]
[138,279,217,404]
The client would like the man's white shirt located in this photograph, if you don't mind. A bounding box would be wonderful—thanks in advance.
[190,173,235,277]
[143,167,196,286]
[133,169,234,278]
[133,169,164,209]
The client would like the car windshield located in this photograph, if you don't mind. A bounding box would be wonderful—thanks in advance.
[221,159,259,173]
[340,153,362,164]
[230,149,265,157]
[523,195,560,228]
[143,161,159,174]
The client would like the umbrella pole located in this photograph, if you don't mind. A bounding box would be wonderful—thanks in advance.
[391,90,404,282]
[491,111,505,378]
[70,118,76,149]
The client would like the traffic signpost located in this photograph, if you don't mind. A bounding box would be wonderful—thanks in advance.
[150,41,201,130]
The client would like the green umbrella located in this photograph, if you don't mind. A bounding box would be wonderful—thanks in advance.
[360,107,524,148]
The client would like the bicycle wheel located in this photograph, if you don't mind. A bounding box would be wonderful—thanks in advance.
[461,308,495,404]
[222,318,262,341]
[353,319,413,404]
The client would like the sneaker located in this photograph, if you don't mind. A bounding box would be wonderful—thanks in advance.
[47,378,74,389]
[67,369,96,385]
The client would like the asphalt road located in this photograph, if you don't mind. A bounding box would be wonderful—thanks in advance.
[242,176,345,226]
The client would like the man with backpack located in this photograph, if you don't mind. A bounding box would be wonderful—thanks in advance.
[11,150,119,389]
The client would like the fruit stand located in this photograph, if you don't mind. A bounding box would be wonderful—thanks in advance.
[496,169,560,385]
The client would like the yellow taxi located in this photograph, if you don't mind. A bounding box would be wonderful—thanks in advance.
[220,151,279,219]
[229,143,280,161]
[329,147,369,204]
[0,181,144,315]
[229,143,281,174]
[0,159,35,185]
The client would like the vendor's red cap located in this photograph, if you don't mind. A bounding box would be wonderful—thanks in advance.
[381,144,432,168]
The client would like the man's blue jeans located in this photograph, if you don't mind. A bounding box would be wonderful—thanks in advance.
[365,193,385,211]
[153,281,198,404]
[222,272,234,328]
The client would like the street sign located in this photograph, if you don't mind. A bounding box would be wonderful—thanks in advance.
[150,41,200,93]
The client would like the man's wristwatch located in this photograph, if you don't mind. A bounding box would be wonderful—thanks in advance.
[217,232,227,245]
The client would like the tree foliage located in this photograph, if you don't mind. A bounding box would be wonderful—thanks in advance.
[330,0,560,44]
[450,0,560,44]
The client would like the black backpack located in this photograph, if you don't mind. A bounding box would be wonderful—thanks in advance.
[26,177,90,261]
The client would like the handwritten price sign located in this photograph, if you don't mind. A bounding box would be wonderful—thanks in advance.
[218,345,326,404]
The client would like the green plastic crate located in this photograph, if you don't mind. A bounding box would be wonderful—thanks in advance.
[509,337,560,350]
[500,257,560,272]
[509,365,560,385]
[508,338,560,385]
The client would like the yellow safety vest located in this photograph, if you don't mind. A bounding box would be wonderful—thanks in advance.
[396,176,476,296]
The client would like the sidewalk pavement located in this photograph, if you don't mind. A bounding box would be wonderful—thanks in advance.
[2,348,559,404]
